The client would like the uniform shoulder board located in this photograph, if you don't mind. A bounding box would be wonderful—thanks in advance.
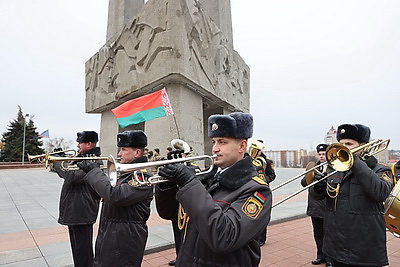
[381,171,393,184]
[252,159,262,167]
[252,176,267,185]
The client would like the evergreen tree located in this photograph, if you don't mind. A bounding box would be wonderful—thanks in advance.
[0,107,44,162]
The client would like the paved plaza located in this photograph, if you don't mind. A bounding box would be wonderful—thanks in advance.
[1,168,399,266]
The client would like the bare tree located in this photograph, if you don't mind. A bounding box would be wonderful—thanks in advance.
[44,138,73,153]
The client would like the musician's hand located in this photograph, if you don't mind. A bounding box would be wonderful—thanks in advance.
[314,178,327,194]
[77,160,99,173]
[158,164,196,187]
[52,148,65,157]
[314,172,325,181]
[167,149,185,160]
[364,155,377,169]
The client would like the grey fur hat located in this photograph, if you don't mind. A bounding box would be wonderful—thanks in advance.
[208,112,253,139]
[117,130,147,148]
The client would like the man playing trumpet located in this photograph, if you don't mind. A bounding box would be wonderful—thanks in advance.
[77,130,153,267]
[156,112,272,266]
[52,131,101,267]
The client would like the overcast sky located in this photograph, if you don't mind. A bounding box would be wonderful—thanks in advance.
[1,0,399,151]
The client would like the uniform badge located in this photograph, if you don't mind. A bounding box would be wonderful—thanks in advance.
[211,123,218,131]
[242,195,263,219]
[341,129,346,134]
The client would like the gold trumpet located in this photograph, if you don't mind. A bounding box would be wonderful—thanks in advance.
[44,155,109,170]
[271,138,390,208]
[27,149,77,163]
[107,154,217,187]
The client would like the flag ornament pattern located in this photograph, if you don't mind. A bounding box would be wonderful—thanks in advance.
[111,88,174,128]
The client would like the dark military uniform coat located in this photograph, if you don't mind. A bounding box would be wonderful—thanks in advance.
[84,156,153,267]
[301,161,326,218]
[311,156,393,266]
[157,154,272,266]
[53,147,101,225]
[260,153,276,184]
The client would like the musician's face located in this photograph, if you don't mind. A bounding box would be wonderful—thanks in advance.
[339,139,361,151]
[77,142,94,154]
[118,147,142,164]
[318,151,326,163]
[211,137,247,169]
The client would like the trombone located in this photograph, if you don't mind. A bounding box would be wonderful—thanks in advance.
[27,149,77,163]
[271,139,390,208]
[107,154,217,187]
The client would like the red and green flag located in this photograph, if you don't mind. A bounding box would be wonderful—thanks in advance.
[111,88,174,128]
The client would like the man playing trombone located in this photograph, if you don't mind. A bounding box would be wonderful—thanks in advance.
[52,131,101,267]
[311,124,394,267]
[156,112,272,266]
[301,144,331,266]
[77,130,153,267]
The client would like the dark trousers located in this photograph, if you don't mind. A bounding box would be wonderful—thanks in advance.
[172,220,182,255]
[311,217,325,259]
[68,224,94,267]
[332,259,381,267]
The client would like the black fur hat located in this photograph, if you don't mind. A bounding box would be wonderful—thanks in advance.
[117,130,147,148]
[208,112,253,139]
[76,131,98,143]
[336,124,370,144]
[316,144,328,152]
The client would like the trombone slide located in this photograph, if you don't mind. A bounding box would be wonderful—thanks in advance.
[272,139,390,208]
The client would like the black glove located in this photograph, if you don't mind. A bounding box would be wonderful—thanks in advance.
[167,149,185,160]
[314,172,325,181]
[77,160,99,173]
[158,164,196,187]
[52,148,65,157]
[364,155,377,169]
[314,178,327,194]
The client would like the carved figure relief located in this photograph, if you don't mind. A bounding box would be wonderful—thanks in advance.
[85,0,249,112]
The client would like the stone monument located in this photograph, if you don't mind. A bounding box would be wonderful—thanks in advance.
[85,0,250,157]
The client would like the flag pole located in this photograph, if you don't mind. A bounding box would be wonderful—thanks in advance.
[21,113,29,165]
[172,115,181,139]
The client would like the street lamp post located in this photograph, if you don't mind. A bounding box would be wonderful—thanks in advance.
[21,114,29,165]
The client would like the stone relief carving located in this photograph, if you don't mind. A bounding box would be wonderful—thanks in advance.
[85,0,249,113]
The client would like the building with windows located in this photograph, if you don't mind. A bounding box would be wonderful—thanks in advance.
[324,125,337,144]
[263,149,308,168]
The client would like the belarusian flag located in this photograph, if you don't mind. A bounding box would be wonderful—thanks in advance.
[111,88,174,128]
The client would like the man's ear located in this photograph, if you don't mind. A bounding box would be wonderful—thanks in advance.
[134,148,142,157]
[238,139,248,153]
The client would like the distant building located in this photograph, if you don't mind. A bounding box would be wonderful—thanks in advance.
[263,149,308,168]
[324,125,337,144]
[386,150,400,165]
